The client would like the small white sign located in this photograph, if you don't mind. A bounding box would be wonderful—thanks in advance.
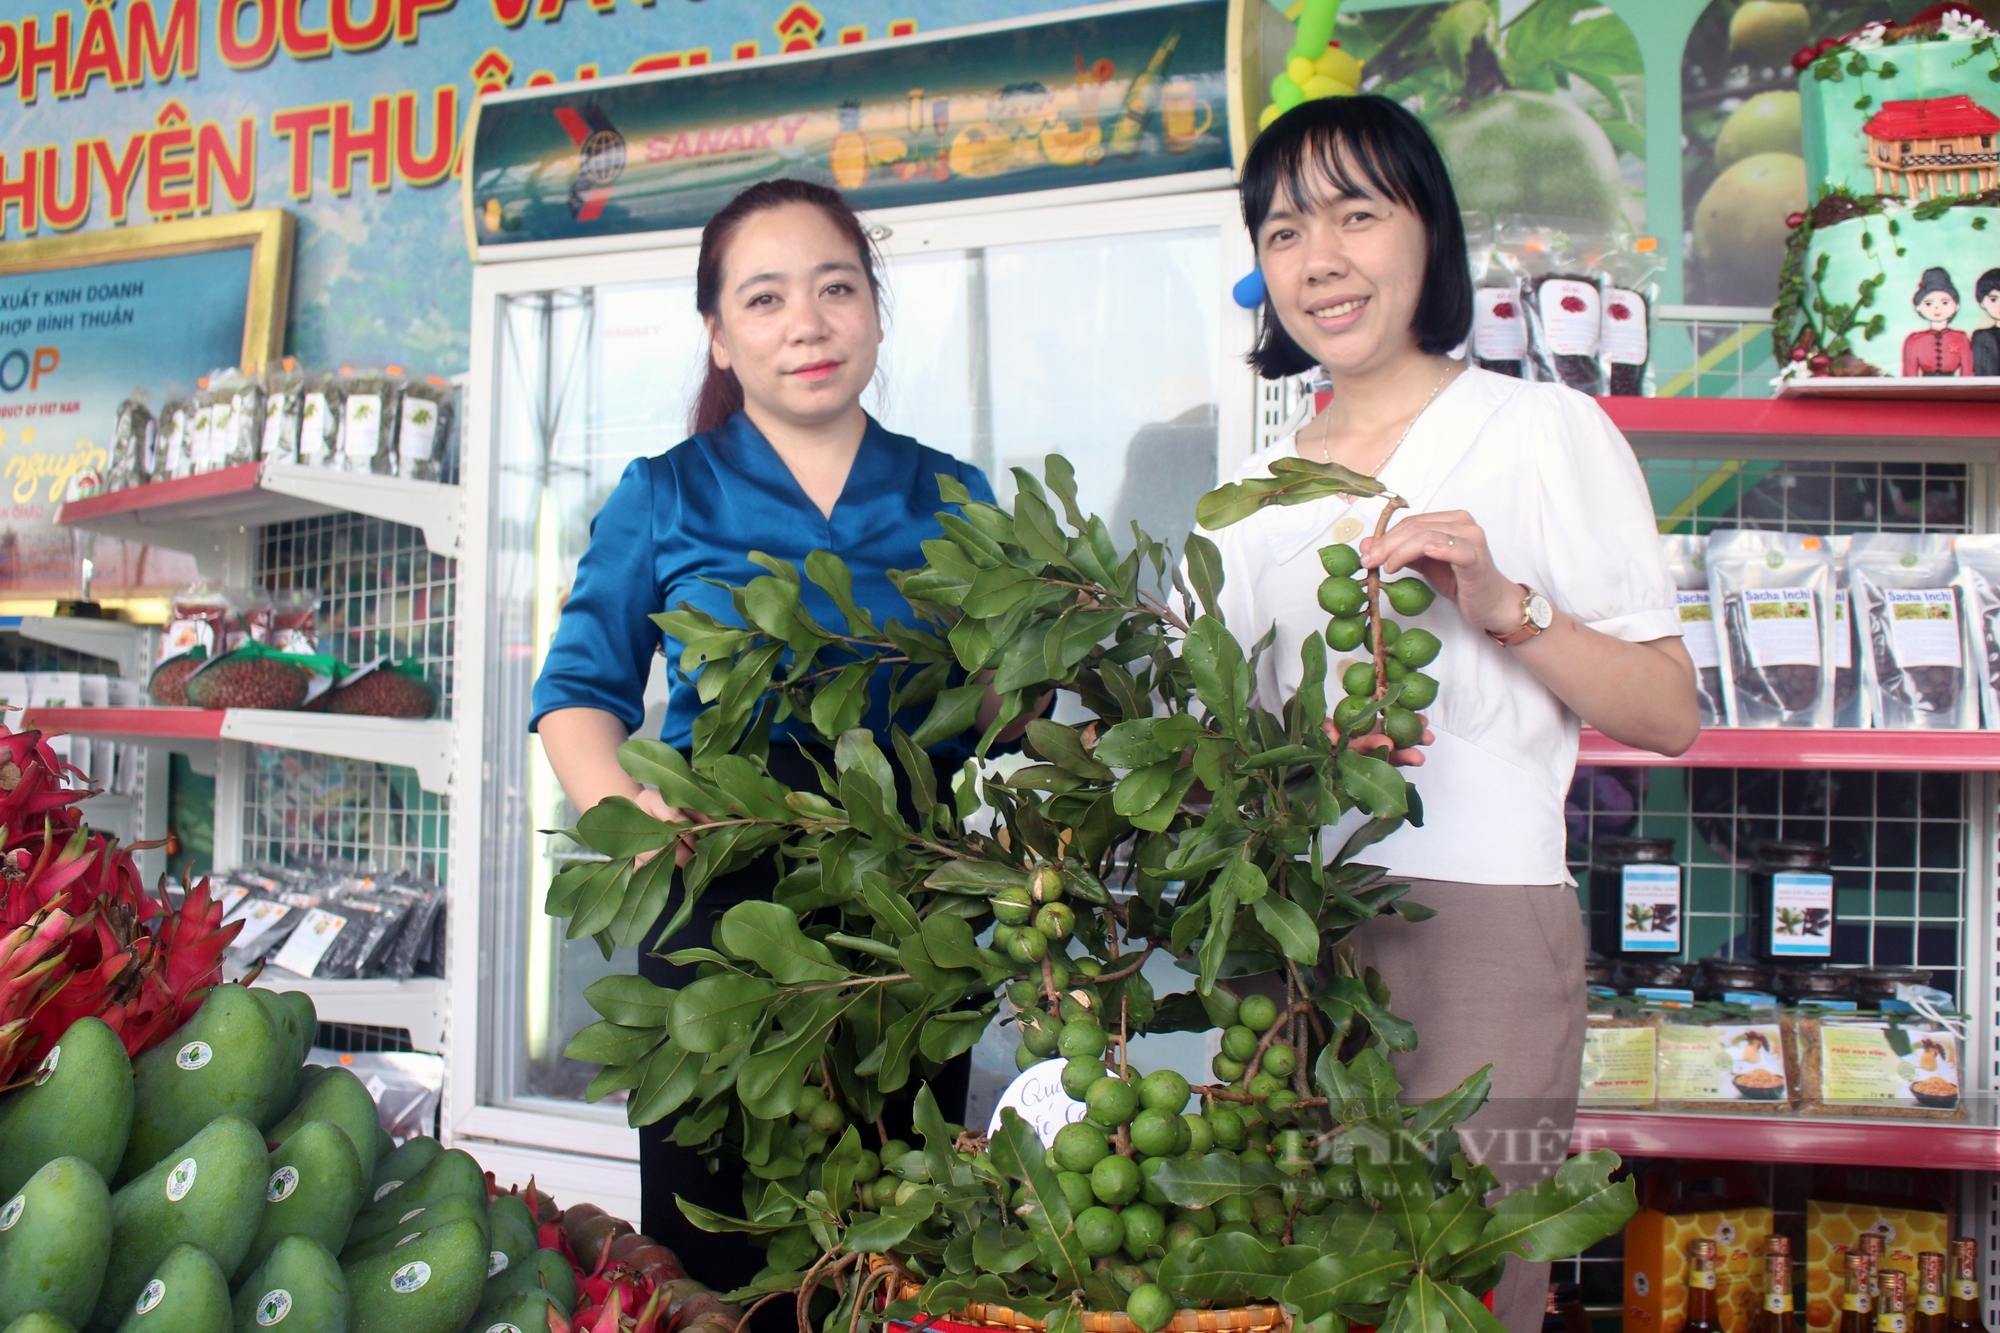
[231,900,295,955]
[987,1058,1087,1147]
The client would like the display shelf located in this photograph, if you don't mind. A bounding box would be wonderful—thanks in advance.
[1571,1107,2000,1171]
[1597,395,2000,450]
[1776,376,2000,403]
[20,706,453,794]
[53,462,463,568]
[1577,727,2000,770]
[0,616,153,679]
[250,973,447,1053]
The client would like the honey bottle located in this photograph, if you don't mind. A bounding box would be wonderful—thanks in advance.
[1949,1238,1986,1333]
[1843,1254,1877,1333]
[1750,1242,1799,1333]
[1881,1271,1911,1333]
[1918,1252,1948,1333]
[1684,1238,1723,1333]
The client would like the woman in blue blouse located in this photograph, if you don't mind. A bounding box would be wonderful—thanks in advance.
[531,179,997,1286]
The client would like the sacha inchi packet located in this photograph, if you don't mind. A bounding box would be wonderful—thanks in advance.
[1953,535,2000,729]
[1661,534,1723,725]
[1706,529,1836,729]
[1827,535,1867,729]
[1850,533,1975,731]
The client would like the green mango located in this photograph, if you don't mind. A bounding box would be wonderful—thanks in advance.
[362,1138,439,1206]
[0,1018,135,1199]
[475,1248,572,1318]
[94,1116,267,1333]
[368,1126,392,1171]
[120,987,283,1184]
[5,1313,79,1332]
[343,1217,485,1333]
[110,1242,229,1333]
[486,1195,535,1241]
[341,1195,486,1264]
[266,1070,381,1180]
[484,1208,536,1282]
[247,992,309,1133]
[0,1156,111,1327]
[233,1122,365,1286]
[231,1234,348,1333]
[350,1151,482,1238]
[470,1290,558,1333]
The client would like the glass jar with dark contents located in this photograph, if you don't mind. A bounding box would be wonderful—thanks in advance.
[1622,958,1697,989]
[1851,967,1933,1004]
[1748,840,1835,966]
[1589,836,1682,960]
[1698,957,1778,999]
[1777,966,1854,1004]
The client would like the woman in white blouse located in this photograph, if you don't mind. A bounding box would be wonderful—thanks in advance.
[1209,97,1699,1333]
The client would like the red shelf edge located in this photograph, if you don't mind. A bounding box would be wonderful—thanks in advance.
[21,707,225,741]
[54,463,265,526]
[1572,1109,2000,1171]
[1597,396,2000,441]
[1578,727,2000,770]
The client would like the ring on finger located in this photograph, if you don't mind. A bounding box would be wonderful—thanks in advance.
[1446,534,1456,547]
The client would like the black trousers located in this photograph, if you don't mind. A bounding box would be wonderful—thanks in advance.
[634,743,970,1307]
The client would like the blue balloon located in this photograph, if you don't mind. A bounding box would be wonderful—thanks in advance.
[1231,268,1265,309]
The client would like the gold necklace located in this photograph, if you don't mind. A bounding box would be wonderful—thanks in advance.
[1310,363,1457,477]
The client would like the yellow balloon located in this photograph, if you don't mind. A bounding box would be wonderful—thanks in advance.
[1315,46,1364,84]
[1260,102,1285,129]
[1287,56,1317,86]
[1301,75,1344,99]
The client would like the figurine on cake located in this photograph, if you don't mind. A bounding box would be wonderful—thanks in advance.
[1904,268,1974,376]
[1974,270,2000,377]
[1771,2,2000,386]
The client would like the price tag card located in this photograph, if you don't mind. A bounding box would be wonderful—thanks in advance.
[272,908,348,978]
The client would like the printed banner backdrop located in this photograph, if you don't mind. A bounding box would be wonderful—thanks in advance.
[469,0,1231,249]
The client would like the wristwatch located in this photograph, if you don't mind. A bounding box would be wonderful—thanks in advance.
[1487,586,1553,647]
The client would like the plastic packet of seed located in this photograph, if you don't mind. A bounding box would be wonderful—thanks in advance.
[1706,529,1836,728]
[1827,535,1868,729]
[1660,534,1723,726]
[1851,532,1974,731]
[1951,535,2000,729]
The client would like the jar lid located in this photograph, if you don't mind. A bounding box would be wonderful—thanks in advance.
[1591,835,1678,864]
[1750,838,1831,871]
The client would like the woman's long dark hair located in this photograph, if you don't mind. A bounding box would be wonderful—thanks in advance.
[1239,96,1473,379]
[690,179,884,436]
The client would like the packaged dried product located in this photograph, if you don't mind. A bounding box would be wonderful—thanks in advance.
[1794,1017,1965,1120]
[184,643,312,711]
[336,366,391,473]
[296,374,342,468]
[1580,1007,1659,1108]
[209,368,263,468]
[221,586,272,651]
[109,392,154,490]
[1656,1015,1792,1113]
[393,374,454,481]
[182,382,217,476]
[1600,238,1664,397]
[1827,536,1867,728]
[323,658,437,718]
[1948,535,2000,728]
[156,399,190,479]
[1850,533,1974,730]
[259,359,305,463]
[268,587,321,654]
[1499,220,1611,394]
[1662,535,1723,725]
[1707,529,1836,728]
[161,579,230,660]
[148,649,206,706]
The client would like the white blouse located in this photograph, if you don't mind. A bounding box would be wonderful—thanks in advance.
[1203,367,1678,886]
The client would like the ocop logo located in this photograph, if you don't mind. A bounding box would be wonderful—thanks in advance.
[33,1044,59,1086]
[176,1041,213,1071]
[391,1261,432,1293]
[136,1279,166,1314]
[256,1289,293,1325]
[267,1166,299,1203]
[0,346,57,393]
[0,1193,23,1230]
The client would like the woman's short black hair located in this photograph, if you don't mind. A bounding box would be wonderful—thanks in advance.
[1239,95,1473,379]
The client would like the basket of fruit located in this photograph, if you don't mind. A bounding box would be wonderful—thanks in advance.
[548,457,1638,1333]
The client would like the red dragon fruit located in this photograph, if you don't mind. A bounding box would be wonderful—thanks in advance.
[0,727,240,1079]
[0,900,81,1085]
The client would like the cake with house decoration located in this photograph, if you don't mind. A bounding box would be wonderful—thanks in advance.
[1773,4,2000,383]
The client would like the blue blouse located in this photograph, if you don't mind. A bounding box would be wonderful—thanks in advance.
[529,410,996,761]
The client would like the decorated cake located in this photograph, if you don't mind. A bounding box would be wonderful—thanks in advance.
[1773,7,2000,380]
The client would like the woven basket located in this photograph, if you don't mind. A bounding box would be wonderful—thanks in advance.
[879,1268,1286,1333]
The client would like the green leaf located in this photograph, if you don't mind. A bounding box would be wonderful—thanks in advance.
[805,550,880,637]
[627,1039,704,1126]
[737,992,857,1118]
[1406,1066,1492,1144]
[1197,883,1237,995]
[1183,616,1250,738]
[1430,1273,1512,1333]
[1093,718,1166,769]
[1283,1248,1417,1322]
[1196,461,1384,530]
[1156,1230,1285,1303]
[860,873,922,941]
[1150,1152,1288,1208]
[1183,532,1226,620]
[1013,491,1077,571]
[1452,1151,1636,1275]
[564,1020,657,1066]
[924,860,1029,892]
[921,912,985,971]
[920,1009,992,1062]
[1025,719,1114,780]
[987,1108,1089,1289]
[1337,748,1409,822]
[809,662,875,739]
[585,974,676,1027]
[562,858,634,941]
[670,973,781,1052]
[845,1198,937,1252]
[974,1221,1039,1275]
[963,565,1041,618]
[1113,759,1178,819]
[1421,1183,1491,1263]
[716,900,848,983]
[574,797,677,859]
[1351,1118,1434,1248]
[608,852,677,949]
[618,739,728,819]
[1383,1272,1449,1333]
[1253,892,1319,965]
[911,682,985,749]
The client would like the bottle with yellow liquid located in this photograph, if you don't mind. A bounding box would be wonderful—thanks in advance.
[1882,1271,1913,1333]
[1918,1254,1949,1333]
[1683,1239,1723,1333]
[1750,1242,1798,1333]
[1843,1254,1877,1333]
[1107,28,1181,158]
[831,101,869,189]
[1948,1239,1986,1333]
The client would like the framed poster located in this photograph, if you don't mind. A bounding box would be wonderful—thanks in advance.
[0,210,293,599]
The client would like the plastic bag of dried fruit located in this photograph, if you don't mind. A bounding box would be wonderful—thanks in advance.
[1599,238,1663,397]
[390,371,454,481]
[149,647,207,706]
[322,657,437,718]
[184,641,315,711]
[1497,218,1612,395]
[1850,533,1975,731]
[1706,529,1837,729]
